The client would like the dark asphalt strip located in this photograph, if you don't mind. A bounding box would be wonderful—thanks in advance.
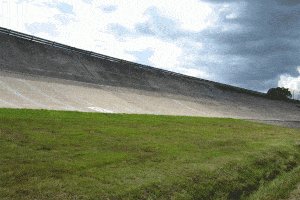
[240,119,300,130]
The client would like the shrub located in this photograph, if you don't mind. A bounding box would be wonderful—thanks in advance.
[267,87,292,100]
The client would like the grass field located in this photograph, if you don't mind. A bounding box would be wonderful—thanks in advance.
[1,108,300,199]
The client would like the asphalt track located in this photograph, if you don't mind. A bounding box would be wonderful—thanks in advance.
[0,29,299,130]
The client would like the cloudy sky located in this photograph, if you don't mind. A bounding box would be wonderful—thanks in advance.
[1,0,300,99]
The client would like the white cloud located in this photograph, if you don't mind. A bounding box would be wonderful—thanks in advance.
[178,67,211,79]
[278,66,300,99]
[91,0,216,32]
[153,0,215,32]
[148,40,183,70]
[0,1,61,32]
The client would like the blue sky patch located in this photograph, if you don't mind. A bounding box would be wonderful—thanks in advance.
[57,2,74,14]
[101,5,117,13]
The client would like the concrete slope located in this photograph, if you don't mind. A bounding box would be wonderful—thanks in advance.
[1,70,299,122]
[0,28,299,127]
[0,29,266,99]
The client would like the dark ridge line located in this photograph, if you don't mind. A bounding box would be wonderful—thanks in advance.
[0,26,272,98]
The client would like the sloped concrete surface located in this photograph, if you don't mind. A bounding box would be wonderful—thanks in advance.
[0,31,299,129]
[1,70,299,128]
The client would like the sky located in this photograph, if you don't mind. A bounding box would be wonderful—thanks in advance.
[0,0,300,99]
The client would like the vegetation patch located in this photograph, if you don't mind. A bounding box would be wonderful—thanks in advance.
[0,108,300,199]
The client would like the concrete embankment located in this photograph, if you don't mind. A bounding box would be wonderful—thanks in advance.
[0,29,299,127]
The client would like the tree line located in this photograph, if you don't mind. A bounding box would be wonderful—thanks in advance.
[267,87,293,101]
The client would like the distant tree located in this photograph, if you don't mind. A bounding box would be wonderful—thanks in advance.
[267,87,292,100]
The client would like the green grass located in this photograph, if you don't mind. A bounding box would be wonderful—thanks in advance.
[1,108,300,199]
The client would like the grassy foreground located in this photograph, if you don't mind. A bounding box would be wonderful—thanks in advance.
[1,108,300,199]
